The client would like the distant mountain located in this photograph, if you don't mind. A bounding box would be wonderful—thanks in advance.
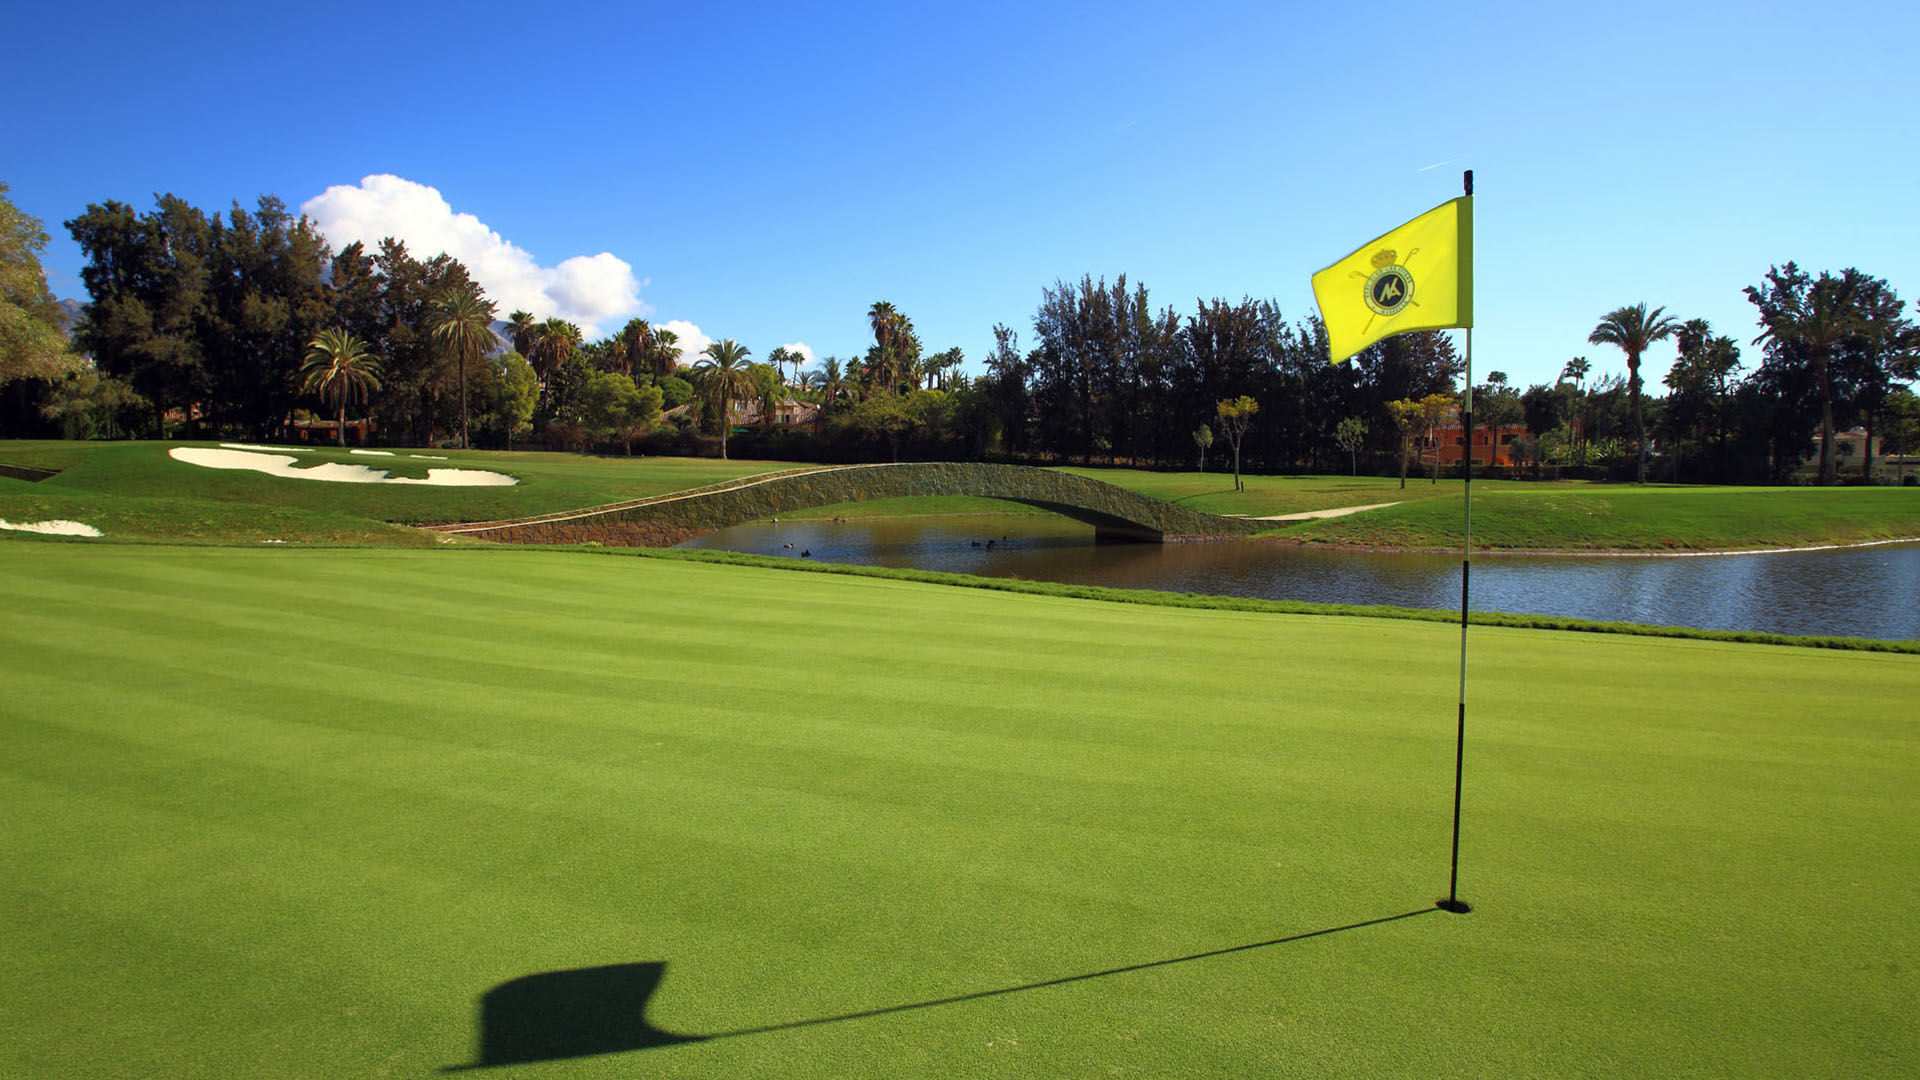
[55,298,86,338]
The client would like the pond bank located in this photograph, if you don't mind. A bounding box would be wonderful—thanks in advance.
[679,513,1920,641]
[1259,534,1920,558]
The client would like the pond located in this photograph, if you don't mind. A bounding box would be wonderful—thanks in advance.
[679,513,1920,641]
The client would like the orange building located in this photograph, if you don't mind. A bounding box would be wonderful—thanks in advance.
[1422,416,1531,469]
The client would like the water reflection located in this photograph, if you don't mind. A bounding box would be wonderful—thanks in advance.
[680,513,1920,641]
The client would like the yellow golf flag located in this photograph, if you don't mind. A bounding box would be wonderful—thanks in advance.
[1311,196,1473,364]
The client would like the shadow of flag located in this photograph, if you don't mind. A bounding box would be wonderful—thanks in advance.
[446,962,703,1070]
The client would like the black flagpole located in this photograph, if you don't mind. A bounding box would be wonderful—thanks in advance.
[1437,169,1474,915]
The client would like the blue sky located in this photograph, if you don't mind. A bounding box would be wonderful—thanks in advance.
[7,0,1915,390]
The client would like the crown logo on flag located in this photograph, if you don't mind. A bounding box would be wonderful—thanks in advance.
[1370,249,1398,269]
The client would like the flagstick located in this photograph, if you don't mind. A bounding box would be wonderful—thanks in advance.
[1438,169,1475,915]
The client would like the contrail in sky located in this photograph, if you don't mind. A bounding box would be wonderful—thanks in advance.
[1418,158,1462,172]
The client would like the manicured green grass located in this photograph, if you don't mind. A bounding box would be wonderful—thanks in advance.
[1056,465,1523,516]
[5,441,1918,553]
[0,440,795,525]
[1274,484,1920,551]
[1060,465,1920,551]
[3,542,1914,1077]
[0,477,439,546]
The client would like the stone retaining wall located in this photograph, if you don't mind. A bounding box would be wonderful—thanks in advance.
[0,464,59,483]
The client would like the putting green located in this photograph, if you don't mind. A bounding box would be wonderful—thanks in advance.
[1,543,1914,1077]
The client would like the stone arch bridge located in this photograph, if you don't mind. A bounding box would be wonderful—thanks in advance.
[431,462,1263,547]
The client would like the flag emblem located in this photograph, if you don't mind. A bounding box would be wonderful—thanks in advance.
[1364,250,1415,317]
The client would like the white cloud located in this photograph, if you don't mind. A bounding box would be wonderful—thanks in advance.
[777,342,816,367]
[657,320,711,373]
[301,175,647,339]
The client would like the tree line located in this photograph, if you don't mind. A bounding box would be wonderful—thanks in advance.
[749,269,1915,486]
[1,190,985,459]
[3,185,1914,484]
[961,270,1916,485]
[1,191,704,453]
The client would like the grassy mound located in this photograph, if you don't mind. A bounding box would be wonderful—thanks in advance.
[0,442,801,546]
[3,543,1915,1077]
[0,441,792,527]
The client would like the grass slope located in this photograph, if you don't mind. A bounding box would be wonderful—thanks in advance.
[1274,484,1920,552]
[2,543,1914,1078]
[1056,466,1502,515]
[0,476,437,546]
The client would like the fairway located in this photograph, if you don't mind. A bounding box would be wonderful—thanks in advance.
[2,542,1915,1077]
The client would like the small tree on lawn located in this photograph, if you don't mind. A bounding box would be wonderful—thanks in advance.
[1387,398,1423,489]
[484,351,539,450]
[1335,416,1368,476]
[1215,396,1258,492]
[580,371,663,456]
[1193,423,1213,471]
[1883,386,1919,486]
[1418,392,1454,484]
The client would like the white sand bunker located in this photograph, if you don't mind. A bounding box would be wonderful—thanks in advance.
[350,449,395,456]
[171,447,517,487]
[1,518,103,537]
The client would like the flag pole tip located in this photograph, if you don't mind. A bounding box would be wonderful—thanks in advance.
[1435,898,1472,914]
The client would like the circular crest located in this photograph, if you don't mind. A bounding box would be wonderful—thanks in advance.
[1364,265,1414,317]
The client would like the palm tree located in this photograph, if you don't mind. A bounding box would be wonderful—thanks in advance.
[533,317,582,384]
[891,313,921,390]
[615,318,654,378]
[817,358,844,433]
[505,310,538,358]
[647,328,680,381]
[869,301,905,391]
[1589,303,1679,483]
[693,339,754,458]
[1559,356,1591,466]
[1747,266,1863,485]
[431,285,498,449]
[765,346,796,388]
[301,329,382,448]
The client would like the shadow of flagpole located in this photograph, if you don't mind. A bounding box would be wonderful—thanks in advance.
[445,907,1438,1070]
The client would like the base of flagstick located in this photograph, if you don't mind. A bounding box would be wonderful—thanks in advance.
[1435,898,1472,914]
